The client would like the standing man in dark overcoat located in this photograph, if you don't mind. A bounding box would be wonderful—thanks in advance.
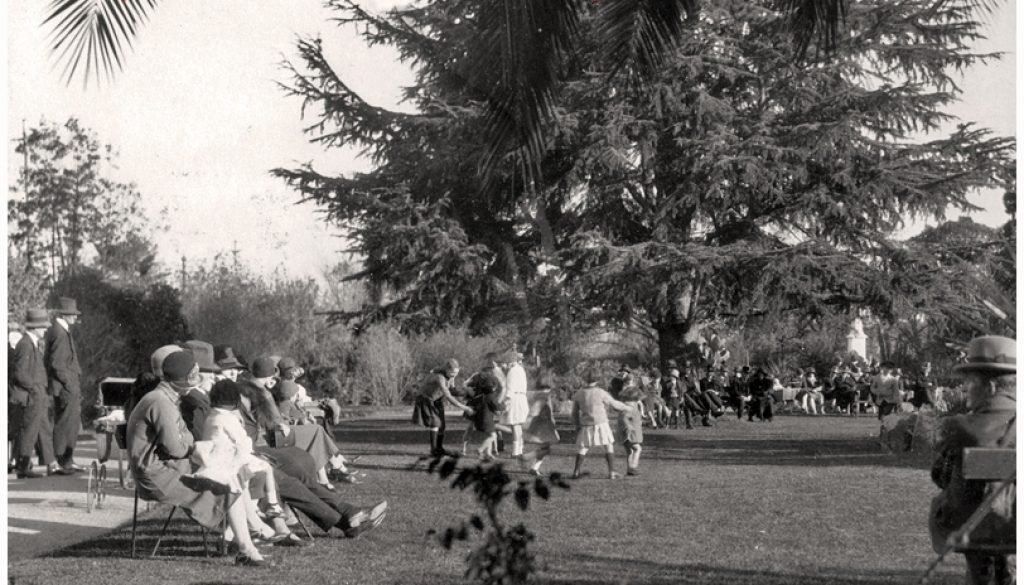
[11,309,69,477]
[45,297,85,472]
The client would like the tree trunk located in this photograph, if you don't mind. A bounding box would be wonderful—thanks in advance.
[655,321,699,370]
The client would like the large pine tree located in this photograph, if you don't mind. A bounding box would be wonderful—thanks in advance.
[276,0,1012,363]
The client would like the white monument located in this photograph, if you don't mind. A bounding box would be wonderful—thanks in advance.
[846,317,867,360]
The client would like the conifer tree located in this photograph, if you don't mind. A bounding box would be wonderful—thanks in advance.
[276,0,1012,362]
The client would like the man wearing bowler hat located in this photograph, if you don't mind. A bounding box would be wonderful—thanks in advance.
[11,309,69,477]
[929,336,1016,585]
[45,297,85,472]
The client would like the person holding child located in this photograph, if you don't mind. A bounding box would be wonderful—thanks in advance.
[571,368,631,480]
[189,379,310,547]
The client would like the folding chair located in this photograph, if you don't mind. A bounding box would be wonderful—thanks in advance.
[130,487,229,558]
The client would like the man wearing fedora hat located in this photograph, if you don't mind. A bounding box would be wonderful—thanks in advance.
[11,309,68,477]
[44,296,85,472]
[179,340,221,440]
[929,336,1016,584]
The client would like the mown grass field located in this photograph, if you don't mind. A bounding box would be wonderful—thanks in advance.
[7,413,965,585]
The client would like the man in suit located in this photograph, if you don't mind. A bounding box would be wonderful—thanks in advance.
[12,309,69,477]
[929,336,1016,585]
[45,297,85,472]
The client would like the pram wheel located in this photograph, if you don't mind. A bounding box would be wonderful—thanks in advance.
[87,461,107,512]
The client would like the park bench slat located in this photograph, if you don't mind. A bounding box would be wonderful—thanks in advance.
[962,448,1015,481]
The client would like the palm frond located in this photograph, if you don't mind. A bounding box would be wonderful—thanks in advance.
[597,0,698,84]
[462,0,581,189]
[44,0,159,87]
[776,0,848,59]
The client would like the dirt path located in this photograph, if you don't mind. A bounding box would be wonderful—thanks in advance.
[7,433,137,561]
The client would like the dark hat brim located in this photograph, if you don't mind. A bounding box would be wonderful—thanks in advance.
[198,364,223,374]
[58,309,81,316]
[954,362,1016,374]
[24,320,50,329]
[217,359,246,370]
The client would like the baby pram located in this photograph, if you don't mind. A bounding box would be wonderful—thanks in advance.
[89,377,135,511]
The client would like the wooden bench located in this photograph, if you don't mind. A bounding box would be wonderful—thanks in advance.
[919,446,1016,584]
[951,447,1016,554]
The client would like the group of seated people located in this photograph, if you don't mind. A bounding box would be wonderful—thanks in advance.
[124,340,387,567]
[607,357,937,427]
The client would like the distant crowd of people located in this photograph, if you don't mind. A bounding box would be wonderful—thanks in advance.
[604,357,940,429]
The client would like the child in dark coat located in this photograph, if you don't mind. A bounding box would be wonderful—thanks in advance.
[466,372,506,462]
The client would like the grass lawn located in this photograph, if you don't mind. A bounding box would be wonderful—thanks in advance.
[7,413,967,585]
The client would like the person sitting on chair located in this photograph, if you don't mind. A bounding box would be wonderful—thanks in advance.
[928,336,1016,585]
[127,350,270,566]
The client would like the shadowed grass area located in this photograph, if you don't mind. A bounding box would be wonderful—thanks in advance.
[7,414,965,585]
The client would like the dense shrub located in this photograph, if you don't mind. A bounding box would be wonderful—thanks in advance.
[8,251,49,322]
[50,268,190,420]
[349,321,416,406]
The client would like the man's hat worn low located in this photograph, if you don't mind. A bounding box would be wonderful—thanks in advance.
[954,336,1016,374]
[278,357,298,372]
[163,351,198,384]
[23,308,49,329]
[215,345,246,370]
[55,297,81,315]
[251,357,279,379]
[182,340,222,374]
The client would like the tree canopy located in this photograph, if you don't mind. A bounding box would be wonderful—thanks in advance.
[276,0,1011,364]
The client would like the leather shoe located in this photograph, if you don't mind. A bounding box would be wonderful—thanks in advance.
[17,469,43,479]
[274,533,312,547]
[47,465,75,476]
[63,463,86,472]
[343,501,388,538]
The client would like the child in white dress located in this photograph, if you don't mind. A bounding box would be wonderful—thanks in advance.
[189,379,285,520]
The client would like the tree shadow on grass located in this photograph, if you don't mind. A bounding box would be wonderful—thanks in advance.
[48,517,220,560]
[642,435,929,469]
[535,553,961,585]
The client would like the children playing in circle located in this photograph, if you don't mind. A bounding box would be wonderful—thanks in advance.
[571,367,633,479]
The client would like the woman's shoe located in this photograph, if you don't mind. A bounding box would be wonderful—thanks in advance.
[264,503,286,519]
[319,482,336,492]
[274,533,312,547]
[234,553,272,567]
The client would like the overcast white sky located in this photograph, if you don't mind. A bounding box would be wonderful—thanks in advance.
[4,1,1018,282]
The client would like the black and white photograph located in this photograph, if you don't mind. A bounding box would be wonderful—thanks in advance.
[3,0,1018,583]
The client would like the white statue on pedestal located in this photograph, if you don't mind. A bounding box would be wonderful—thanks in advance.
[846,317,867,360]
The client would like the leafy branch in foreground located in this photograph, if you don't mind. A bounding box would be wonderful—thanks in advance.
[420,455,570,585]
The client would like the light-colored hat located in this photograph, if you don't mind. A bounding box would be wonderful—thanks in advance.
[954,336,1016,374]
[23,308,50,329]
[151,344,183,376]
